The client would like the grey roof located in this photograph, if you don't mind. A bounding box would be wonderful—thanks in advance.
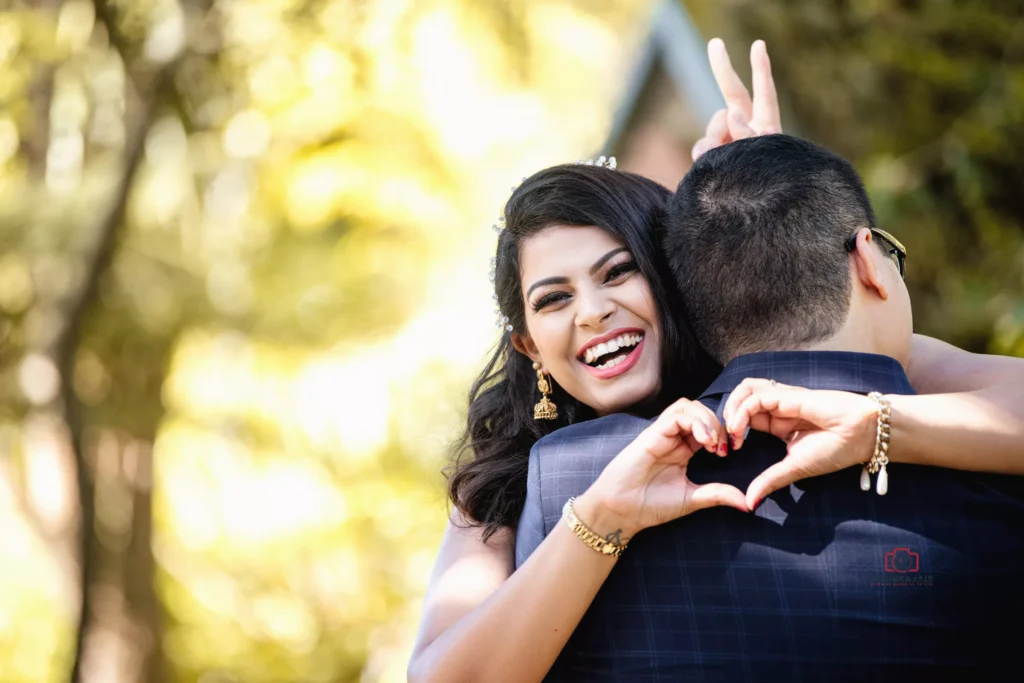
[602,0,725,156]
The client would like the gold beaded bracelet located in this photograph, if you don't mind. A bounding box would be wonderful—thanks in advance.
[859,391,891,496]
[562,497,628,557]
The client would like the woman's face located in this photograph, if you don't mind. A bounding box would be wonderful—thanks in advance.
[513,225,662,416]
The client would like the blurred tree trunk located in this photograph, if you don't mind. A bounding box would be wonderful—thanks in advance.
[51,0,179,667]
[122,440,162,683]
[58,90,159,683]
[58,0,213,678]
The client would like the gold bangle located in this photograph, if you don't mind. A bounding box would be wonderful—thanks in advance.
[562,497,628,557]
[859,392,891,496]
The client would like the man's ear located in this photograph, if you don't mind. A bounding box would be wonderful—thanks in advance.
[511,332,542,365]
[850,227,889,301]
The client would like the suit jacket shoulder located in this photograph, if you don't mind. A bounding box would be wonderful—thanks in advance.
[536,412,652,445]
[514,413,651,569]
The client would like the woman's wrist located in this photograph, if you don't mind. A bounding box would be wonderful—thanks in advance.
[848,392,888,467]
[573,488,641,543]
[881,394,914,465]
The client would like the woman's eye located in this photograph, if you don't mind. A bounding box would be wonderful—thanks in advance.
[604,261,637,283]
[533,292,570,311]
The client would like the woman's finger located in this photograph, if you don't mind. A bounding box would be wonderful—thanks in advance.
[727,390,789,449]
[683,433,704,455]
[673,411,719,455]
[644,404,696,456]
[725,380,802,433]
[691,401,721,440]
[746,459,801,511]
[727,107,757,140]
[648,399,729,458]
[723,378,776,427]
[684,401,727,455]
[750,40,782,134]
[703,405,729,455]
[688,482,749,514]
[729,388,816,448]
[689,414,711,446]
[691,136,712,162]
[692,109,732,162]
[706,108,730,145]
[708,38,753,121]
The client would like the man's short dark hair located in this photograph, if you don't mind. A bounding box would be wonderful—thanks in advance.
[665,134,877,363]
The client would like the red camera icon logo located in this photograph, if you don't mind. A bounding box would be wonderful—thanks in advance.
[884,547,920,573]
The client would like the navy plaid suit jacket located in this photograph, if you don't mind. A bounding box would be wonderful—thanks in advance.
[515,351,1024,682]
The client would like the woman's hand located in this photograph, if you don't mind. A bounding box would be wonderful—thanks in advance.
[692,38,782,161]
[575,399,749,542]
[721,379,878,509]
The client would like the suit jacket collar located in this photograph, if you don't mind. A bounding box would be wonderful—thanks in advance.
[699,350,916,401]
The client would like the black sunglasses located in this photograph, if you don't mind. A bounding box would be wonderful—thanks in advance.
[844,228,907,280]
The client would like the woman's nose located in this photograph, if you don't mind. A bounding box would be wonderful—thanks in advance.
[575,291,615,328]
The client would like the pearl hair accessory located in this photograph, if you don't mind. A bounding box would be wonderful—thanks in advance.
[576,155,617,169]
[490,157,617,331]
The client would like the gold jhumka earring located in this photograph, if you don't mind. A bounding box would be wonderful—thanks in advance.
[532,362,558,421]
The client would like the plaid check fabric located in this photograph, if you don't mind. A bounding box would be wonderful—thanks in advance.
[515,351,1024,681]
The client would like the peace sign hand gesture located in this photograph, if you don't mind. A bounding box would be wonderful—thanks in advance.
[692,39,782,162]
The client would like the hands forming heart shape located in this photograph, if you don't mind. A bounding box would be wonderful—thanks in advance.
[581,379,882,540]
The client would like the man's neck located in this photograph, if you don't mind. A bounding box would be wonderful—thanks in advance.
[724,318,906,368]
[804,307,909,367]
[800,332,885,356]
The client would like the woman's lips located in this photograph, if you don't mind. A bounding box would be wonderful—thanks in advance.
[581,336,646,380]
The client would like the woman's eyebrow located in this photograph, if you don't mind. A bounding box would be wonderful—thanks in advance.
[589,247,628,275]
[525,248,629,299]
[526,276,568,299]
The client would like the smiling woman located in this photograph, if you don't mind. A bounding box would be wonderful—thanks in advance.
[445,163,717,541]
[406,160,730,683]
[514,227,662,416]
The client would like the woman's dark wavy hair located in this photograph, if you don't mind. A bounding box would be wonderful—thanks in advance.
[446,164,719,540]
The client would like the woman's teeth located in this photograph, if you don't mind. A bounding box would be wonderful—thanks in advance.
[583,333,643,366]
[597,354,628,370]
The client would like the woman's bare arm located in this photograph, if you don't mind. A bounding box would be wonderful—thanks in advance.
[891,334,1024,473]
[407,502,621,683]
[907,333,1024,393]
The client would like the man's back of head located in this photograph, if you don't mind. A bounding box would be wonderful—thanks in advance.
[665,134,912,365]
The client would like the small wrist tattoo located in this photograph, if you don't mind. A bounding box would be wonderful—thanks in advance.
[604,529,625,545]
